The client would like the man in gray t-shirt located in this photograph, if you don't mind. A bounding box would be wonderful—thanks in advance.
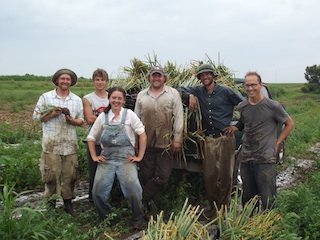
[238,97,288,164]
[227,71,294,209]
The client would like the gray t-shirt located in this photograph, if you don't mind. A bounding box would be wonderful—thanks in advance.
[238,97,289,163]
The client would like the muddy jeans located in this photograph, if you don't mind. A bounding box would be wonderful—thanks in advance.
[203,135,235,210]
[39,152,78,199]
[240,161,276,209]
[93,160,144,222]
[139,149,173,205]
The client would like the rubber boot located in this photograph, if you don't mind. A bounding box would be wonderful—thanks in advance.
[63,199,74,215]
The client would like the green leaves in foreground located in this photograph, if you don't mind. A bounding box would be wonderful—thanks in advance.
[0,184,53,240]
[143,198,211,240]
[139,193,301,240]
[0,184,91,240]
[276,171,320,239]
[214,190,300,240]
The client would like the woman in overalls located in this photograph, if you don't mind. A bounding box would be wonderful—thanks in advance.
[86,87,147,229]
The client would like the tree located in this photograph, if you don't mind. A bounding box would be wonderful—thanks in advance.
[302,64,320,93]
[305,64,320,84]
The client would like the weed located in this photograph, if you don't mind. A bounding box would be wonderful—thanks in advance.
[276,169,320,239]
[0,184,54,240]
[0,141,42,190]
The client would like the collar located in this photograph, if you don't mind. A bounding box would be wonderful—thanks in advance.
[53,89,72,100]
[202,83,218,95]
[108,107,124,117]
[146,85,168,95]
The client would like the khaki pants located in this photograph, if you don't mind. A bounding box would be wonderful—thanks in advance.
[203,135,235,210]
[39,152,78,199]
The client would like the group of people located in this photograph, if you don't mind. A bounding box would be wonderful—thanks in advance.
[32,63,294,229]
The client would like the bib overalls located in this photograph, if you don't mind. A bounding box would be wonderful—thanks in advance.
[92,109,144,223]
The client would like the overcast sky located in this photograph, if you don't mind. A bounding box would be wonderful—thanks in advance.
[1,0,319,83]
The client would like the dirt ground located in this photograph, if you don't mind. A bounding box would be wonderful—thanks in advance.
[0,109,35,128]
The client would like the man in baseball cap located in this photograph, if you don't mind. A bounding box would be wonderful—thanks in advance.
[147,66,166,80]
[135,65,183,216]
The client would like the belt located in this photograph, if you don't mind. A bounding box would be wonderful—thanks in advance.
[208,132,224,138]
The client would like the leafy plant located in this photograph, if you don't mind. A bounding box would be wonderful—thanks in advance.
[143,198,211,240]
[0,184,54,240]
[0,141,42,190]
[215,190,300,240]
[276,171,320,239]
[0,122,41,144]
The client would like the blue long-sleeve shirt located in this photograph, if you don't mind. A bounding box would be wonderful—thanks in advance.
[181,84,244,135]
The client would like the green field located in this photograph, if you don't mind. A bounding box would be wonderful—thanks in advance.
[1,76,320,239]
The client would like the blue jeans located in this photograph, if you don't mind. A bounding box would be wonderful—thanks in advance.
[92,159,144,222]
[240,161,277,209]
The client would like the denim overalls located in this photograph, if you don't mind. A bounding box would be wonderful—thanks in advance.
[92,109,144,222]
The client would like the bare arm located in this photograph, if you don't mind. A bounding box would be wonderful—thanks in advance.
[172,141,182,152]
[88,140,106,163]
[188,94,197,112]
[224,125,239,135]
[172,90,184,151]
[224,117,244,135]
[83,98,97,125]
[275,116,294,154]
[128,132,147,162]
[65,115,84,126]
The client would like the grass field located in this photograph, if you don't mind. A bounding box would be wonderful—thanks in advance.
[1,77,320,239]
[268,83,320,158]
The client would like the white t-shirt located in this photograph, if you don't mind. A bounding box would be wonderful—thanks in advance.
[83,91,109,117]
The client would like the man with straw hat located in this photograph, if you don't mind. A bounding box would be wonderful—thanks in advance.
[33,68,84,215]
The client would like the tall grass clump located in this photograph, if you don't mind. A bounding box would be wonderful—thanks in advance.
[0,184,54,240]
[0,184,93,240]
[143,198,211,240]
[214,190,300,240]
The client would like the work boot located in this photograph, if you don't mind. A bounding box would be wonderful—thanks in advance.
[63,199,74,215]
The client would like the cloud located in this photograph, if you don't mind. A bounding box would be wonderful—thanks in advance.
[0,0,319,82]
